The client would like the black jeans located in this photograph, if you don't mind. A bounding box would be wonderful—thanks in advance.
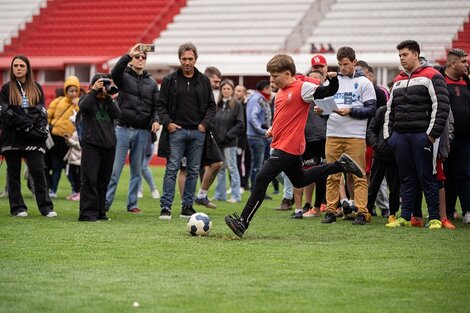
[367,158,401,215]
[5,150,53,215]
[79,142,115,221]
[241,149,342,224]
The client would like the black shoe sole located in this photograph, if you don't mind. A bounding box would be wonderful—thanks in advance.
[224,216,244,238]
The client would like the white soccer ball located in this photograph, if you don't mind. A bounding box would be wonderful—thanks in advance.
[187,213,212,236]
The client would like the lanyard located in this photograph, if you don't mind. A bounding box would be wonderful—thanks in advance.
[16,80,29,108]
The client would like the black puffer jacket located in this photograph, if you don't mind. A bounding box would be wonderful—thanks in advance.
[367,106,394,161]
[384,59,450,139]
[111,54,160,129]
[0,82,48,154]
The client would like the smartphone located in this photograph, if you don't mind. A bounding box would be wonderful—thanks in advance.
[140,44,155,53]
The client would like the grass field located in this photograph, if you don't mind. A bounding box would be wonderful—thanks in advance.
[1,165,469,313]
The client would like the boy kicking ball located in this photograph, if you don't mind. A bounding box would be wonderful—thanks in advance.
[225,54,363,238]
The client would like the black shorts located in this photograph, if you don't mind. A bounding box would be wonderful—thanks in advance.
[302,139,326,168]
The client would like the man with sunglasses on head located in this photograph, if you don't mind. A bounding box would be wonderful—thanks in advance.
[105,43,160,214]
[439,48,470,224]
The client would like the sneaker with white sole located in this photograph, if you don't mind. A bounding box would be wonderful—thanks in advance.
[151,189,160,199]
[46,211,58,218]
[159,207,172,220]
[15,211,28,217]
[137,191,143,199]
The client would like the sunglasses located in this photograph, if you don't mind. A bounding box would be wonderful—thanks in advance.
[448,48,467,58]
[133,55,147,60]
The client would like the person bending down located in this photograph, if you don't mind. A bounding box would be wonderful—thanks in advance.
[225,54,363,238]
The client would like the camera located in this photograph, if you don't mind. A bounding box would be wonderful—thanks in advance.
[100,78,118,95]
[140,44,155,53]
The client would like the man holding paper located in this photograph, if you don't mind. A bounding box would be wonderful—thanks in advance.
[319,46,377,225]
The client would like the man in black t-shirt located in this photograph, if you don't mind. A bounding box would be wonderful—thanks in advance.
[156,43,216,220]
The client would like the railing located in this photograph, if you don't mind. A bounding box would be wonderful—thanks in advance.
[282,0,336,53]
[137,0,185,44]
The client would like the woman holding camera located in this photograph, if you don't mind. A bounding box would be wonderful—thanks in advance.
[0,55,56,217]
[78,74,120,222]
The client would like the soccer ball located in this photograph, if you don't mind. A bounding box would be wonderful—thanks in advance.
[187,213,212,236]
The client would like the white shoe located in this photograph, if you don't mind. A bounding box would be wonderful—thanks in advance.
[227,198,240,204]
[49,191,57,199]
[151,189,160,199]
[240,187,245,194]
[463,211,470,224]
[16,211,28,217]
[46,211,58,218]
[137,191,143,199]
[227,188,232,195]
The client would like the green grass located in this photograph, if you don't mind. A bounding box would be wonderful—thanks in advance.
[0,165,469,313]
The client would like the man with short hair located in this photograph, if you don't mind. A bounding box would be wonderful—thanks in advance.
[311,54,328,76]
[225,54,363,238]
[384,40,450,229]
[157,42,215,220]
[193,66,224,208]
[440,48,470,223]
[105,43,160,214]
[320,46,377,225]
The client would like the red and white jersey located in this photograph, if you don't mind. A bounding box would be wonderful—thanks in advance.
[271,79,318,155]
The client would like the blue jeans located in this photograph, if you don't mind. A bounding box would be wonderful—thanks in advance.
[139,143,157,192]
[248,137,266,191]
[215,146,241,201]
[106,126,149,211]
[160,129,205,208]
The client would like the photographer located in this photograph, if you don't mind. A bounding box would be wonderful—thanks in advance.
[105,43,160,214]
[0,55,56,218]
[78,74,121,222]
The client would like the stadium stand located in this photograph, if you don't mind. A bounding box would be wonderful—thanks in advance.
[300,0,470,61]
[0,0,46,52]
[0,0,186,102]
[154,0,320,54]
[452,14,470,52]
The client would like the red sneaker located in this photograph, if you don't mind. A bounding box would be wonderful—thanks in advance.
[442,219,456,229]
[320,204,327,212]
[128,208,142,213]
[410,216,423,227]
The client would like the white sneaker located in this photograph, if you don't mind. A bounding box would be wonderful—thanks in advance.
[227,188,232,195]
[16,211,28,217]
[137,191,143,199]
[240,187,245,195]
[46,211,58,218]
[151,189,160,199]
[49,191,57,199]
[463,211,470,224]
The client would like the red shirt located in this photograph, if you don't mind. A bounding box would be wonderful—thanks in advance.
[271,79,317,155]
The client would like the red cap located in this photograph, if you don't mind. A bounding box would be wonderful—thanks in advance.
[311,55,327,66]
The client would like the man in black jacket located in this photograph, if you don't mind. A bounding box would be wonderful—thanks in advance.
[105,43,160,214]
[384,40,450,228]
[440,48,470,223]
[157,42,216,220]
